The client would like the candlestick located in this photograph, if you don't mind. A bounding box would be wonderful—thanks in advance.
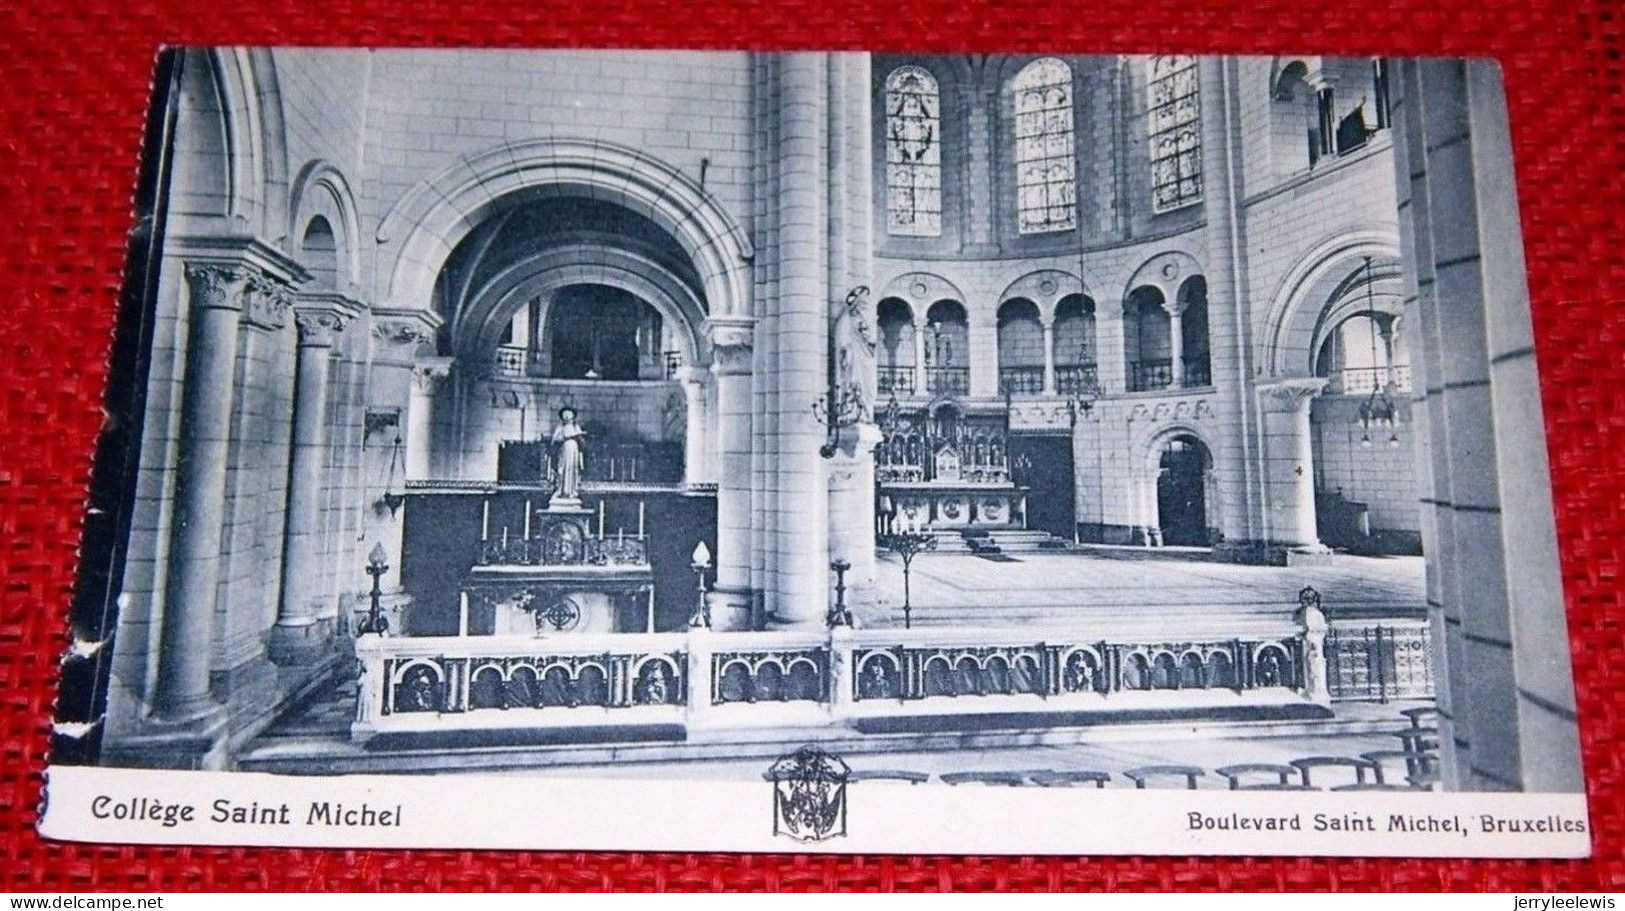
[481,499,490,541]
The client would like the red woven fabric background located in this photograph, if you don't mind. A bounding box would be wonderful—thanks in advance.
[0,0,1621,891]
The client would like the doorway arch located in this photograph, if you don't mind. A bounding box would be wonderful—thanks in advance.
[1154,433,1213,546]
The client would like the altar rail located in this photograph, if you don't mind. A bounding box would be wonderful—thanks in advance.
[353,609,1333,738]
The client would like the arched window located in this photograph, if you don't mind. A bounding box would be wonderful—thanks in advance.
[923,300,970,396]
[1148,55,1202,212]
[996,299,1045,396]
[546,285,664,381]
[1315,312,1411,394]
[1054,294,1099,394]
[884,66,942,237]
[300,216,339,292]
[1012,58,1077,234]
[1177,276,1211,387]
[1125,287,1172,392]
[876,297,917,396]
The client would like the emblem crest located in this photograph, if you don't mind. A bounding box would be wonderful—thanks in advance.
[767,746,850,842]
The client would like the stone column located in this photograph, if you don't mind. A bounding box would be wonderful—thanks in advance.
[1199,56,1262,551]
[406,356,454,480]
[1168,308,1184,387]
[367,308,442,595]
[707,317,755,630]
[150,263,251,724]
[912,318,927,395]
[771,52,832,627]
[1256,378,1327,550]
[1041,319,1057,394]
[676,365,710,487]
[270,302,354,664]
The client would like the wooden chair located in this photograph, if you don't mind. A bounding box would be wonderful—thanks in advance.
[1123,765,1206,789]
[1400,706,1439,729]
[1362,750,1439,789]
[848,770,931,785]
[1393,727,1439,754]
[939,771,1029,786]
[1029,770,1111,788]
[1215,763,1301,790]
[1289,756,1378,789]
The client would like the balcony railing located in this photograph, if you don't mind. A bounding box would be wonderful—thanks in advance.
[1056,363,1099,396]
[354,606,1330,739]
[877,365,917,396]
[1128,359,1174,392]
[998,366,1044,396]
[1335,365,1412,395]
[1183,359,1212,387]
[925,366,969,396]
[489,345,532,378]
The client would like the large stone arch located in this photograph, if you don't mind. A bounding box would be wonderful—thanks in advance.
[1261,229,1402,377]
[456,245,709,367]
[288,160,362,293]
[373,138,754,323]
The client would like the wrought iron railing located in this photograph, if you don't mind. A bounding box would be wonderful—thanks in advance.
[1183,359,1212,387]
[712,639,832,704]
[877,365,916,396]
[1056,363,1099,396]
[489,345,530,378]
[1325,620,1434,702]
[998,366,1045,397]
[925,366,970,396]
[1335,365,1413,395]
[1128,359,1174,392]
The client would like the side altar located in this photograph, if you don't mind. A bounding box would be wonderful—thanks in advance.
[876,398,1027,531]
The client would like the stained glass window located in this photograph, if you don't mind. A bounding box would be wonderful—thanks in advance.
[884,66,942,237]
[1148,55,1202,212]
[1012,57,1077,234]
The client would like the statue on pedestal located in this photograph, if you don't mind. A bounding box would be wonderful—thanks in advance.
[551,406,587,504]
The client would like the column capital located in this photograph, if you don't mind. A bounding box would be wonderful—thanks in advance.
[241,273,298,330]
[1257,376,1329,411]
[706,316,755,376]
[370,306,444,365]
[293,303,356,348]
[411,356,455,394]
[183,263,253,313]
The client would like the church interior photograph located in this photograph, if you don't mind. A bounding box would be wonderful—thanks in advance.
[58,48,1580,795]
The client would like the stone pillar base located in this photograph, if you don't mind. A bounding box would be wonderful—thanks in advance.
[101,709,230,770]
[706,586,753,632]
[268,618,334,666]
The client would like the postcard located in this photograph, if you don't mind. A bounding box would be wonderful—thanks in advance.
[41,48,1587,856]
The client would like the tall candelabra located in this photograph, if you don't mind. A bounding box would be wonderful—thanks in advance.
[358,542,391,636]
[877,514,937,629]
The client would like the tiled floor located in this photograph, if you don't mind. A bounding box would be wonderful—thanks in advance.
[861,549,1425,627]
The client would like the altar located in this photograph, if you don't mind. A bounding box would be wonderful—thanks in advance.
[877,399,1028,531]
[457,498,656,636]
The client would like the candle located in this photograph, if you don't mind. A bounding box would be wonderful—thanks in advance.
[637,501,646,538]
[481,499,490,541]
[459,592,470,637]
[523,499,532,540]
[502,527,508,549]
[598,500,606,538]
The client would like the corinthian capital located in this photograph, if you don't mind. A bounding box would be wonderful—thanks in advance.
[370,306,442,365]
[706,316,755,377]
[411,356,455,395]
[1258,376,1329,411]
[184,263,252,313]
[293,306,353,348]
[240,274,295,330]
